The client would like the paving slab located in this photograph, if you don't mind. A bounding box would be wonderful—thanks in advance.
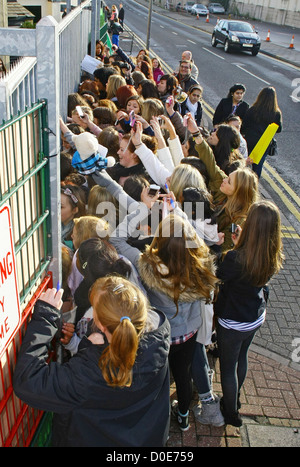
[242,424,300,447]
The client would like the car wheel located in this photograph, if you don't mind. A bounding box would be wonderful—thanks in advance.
[252,48,259,56]
[211,35,217,47]
[224,40,231,53]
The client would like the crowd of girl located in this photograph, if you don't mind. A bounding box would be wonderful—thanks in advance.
[13,38,284,447]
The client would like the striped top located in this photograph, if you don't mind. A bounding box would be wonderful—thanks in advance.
[218,310,266,332]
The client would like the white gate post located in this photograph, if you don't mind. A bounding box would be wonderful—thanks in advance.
[36,16,61,288]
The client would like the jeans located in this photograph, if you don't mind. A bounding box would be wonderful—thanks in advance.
[192,342,212,398]
[252,150,268,178]
[217,323,259,415]
[168,334,197,415]
[112,34,119,46]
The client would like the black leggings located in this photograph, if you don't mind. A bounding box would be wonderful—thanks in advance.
[217,323,258,415]
[168,333,197,415]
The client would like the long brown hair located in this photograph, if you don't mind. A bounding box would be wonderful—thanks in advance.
[145,215,218,313]
[235,201,284,286]
[89,276,148,388]
[250,86,281,124]
[222,168,259,228]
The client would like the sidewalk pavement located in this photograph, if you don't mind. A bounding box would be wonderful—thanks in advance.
[166,185,300,447]
[167,348,300,447]
[123,2,300,446]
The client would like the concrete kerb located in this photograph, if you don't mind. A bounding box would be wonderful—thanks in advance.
[250,343,300,373]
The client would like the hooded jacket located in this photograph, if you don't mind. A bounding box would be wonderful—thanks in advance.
[13,300,171,447]
[110,209,207,339]
[138,248,205,339]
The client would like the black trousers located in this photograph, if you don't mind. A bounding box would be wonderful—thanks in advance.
[168,333,197,415]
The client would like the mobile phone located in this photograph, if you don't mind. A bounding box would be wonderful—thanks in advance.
[76,106,84,118]
[148,184,160,197]
[230,223,238,233]
[157,116,163,126]
[183,115,188,127]
[129,110,136,130]
[166,96,174,106]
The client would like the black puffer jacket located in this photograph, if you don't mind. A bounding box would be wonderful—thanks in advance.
[13,300,171,447]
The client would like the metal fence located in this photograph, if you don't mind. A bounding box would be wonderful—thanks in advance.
[0,0,106,287]
[0,101,53,447]
[0,101,52,304]
[0,0,109,447]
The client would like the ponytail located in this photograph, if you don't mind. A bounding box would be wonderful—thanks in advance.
[89,276,148,388]
[100,317,138,387]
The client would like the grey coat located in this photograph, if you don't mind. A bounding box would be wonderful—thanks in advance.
[110,208,205,339]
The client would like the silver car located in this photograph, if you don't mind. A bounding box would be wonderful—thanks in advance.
[184,1,195,12]
[208,3,225,14]
[191,3,209,15]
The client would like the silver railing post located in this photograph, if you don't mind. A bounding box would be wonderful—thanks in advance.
[36,16,61,287]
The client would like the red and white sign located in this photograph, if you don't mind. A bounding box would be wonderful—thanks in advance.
[0,203,21,359]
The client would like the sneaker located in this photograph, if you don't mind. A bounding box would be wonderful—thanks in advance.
[171,400,190,432]
[193,396,225,427]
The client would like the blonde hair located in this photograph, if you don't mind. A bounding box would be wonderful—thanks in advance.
[224,168,259,226]
[88,185,118,214]
[89,276,148,388]
[73,215,109,245]
[141,98,164,122]
[72,105,93,121]
[170,164,207,201]
[87,186,119,231]
[106,75,126,100]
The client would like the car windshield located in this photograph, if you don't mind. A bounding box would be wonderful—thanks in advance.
[196,4,205,7]
[228,22,254,33]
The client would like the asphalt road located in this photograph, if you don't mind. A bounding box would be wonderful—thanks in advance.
[115,0,300,231]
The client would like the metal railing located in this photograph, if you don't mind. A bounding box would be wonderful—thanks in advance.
[0,0,111,446]
[0,100,53,447]
[0,100,51,305]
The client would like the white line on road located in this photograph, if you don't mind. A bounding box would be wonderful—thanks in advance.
[202,47,225,60]
[187,39,196,44]
[234,64,271,85]
[172,31,178,35]
[160,25,165,28]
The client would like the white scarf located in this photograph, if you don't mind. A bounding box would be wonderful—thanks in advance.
[185,98,198,118]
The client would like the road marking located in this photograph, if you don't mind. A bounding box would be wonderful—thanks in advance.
[202,101,216,116]
[123,24,300,227]
[281,226,300,239]
[202,47,225,60]
[201,96,300,225]
[172,31,178,35]
[261,168,300,223]
[187,39,196,44]
[264,162,300,207]
[234,64,271,85]
[160,25,165,28]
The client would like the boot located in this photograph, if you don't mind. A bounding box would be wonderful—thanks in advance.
[193,396,225,427]
[220,397,243,427]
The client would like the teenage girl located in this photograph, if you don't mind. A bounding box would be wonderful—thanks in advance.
[215,201,284,426]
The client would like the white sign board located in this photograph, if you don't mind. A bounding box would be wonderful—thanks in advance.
[81,54,103,75]
[0,204,21,359]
